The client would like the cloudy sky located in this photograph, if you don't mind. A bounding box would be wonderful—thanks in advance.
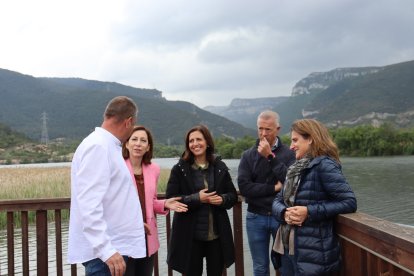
[1,0,414,107]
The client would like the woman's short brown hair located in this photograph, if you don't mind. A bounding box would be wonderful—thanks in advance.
[122,125,154,165]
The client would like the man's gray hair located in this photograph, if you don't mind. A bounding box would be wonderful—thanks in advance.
[257,110,280,126]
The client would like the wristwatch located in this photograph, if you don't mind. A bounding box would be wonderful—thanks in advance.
[267,152,275,161]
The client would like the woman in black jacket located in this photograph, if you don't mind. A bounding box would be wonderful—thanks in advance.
[272,119,357,276]
[166,125,237,276]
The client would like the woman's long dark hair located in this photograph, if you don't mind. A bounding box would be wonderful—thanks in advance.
[182,125,215,164]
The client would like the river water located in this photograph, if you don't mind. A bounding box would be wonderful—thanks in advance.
[1,156,413,275]
[154,156,414,225]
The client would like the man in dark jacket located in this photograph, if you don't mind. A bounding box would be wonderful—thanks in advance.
[238,110,295,276]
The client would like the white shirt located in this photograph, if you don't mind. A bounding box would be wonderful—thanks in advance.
[68,127,146,263]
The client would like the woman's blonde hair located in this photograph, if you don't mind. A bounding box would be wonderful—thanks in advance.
[291,119,340,162]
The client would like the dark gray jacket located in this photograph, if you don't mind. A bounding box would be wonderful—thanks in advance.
[238,138,295,215]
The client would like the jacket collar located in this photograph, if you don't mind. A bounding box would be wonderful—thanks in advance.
[255,136,283,151]
[307,156,341,169]
[177,156,228,171]
[125,158,150,178]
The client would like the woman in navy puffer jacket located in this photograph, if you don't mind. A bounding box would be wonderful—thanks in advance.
[272,119,357,276]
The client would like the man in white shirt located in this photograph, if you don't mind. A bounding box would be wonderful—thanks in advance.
[68,96,146,276]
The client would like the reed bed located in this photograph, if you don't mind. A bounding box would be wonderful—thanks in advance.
[0,166,71,229]
[0,167,71,199]
[158,169,170,193]
[0,166,171,229]
[0,167,170,199]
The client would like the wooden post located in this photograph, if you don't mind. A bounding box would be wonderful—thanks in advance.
[7,212,15,276]
[55,210,63,276]
[21,211,29,276]
[36,210,48,275]
[233,197,244,276]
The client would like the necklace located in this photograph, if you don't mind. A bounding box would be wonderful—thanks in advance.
[195,162,207,169]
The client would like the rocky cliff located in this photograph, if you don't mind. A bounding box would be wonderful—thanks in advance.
[204,97,289,128]
[291,67,382,96]
[205,60,414,130]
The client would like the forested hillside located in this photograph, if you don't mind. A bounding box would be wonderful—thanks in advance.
[0,69,255,144]
[0,123,31,148]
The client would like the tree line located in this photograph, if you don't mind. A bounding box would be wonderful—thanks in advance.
[212,124,414,159]
[331,124,414,157]
[1,124,414,164]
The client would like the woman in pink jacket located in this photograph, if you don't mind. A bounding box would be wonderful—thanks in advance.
[122,125,188,276]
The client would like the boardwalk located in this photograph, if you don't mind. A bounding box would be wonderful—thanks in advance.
[1,196,414,275]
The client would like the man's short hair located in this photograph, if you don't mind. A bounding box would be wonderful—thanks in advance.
[257,110,280,126]
[104,96,138,123]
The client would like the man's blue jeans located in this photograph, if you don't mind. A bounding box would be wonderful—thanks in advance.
[83,256,129,276]
[246,211,279,276]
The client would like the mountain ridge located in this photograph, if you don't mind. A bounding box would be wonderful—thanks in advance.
[204,60,414,130]
[0,69,255,144]
[2,59,413,144]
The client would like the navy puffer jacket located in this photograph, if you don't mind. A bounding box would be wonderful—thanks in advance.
[272,156,357,275]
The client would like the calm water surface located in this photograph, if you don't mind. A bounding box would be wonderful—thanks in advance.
[155,156,414,226]
[1,156,413,275]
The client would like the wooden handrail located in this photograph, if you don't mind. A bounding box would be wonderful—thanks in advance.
[0,198,70,212]
[336,212,414,275]
[1,197,414,275]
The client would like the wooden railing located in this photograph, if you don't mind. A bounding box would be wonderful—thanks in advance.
[335,212,414,276]
[0,198,71,276]
[1,197,414,276]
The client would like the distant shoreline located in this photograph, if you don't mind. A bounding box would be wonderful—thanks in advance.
[0,162,71,169]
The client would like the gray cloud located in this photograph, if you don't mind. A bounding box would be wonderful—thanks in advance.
[1,0,414,107]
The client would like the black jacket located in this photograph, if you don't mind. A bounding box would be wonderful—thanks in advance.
[238,138,295,215]
[165,156,237,273]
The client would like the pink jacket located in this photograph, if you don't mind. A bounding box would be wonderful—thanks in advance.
[125,159,169,257]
